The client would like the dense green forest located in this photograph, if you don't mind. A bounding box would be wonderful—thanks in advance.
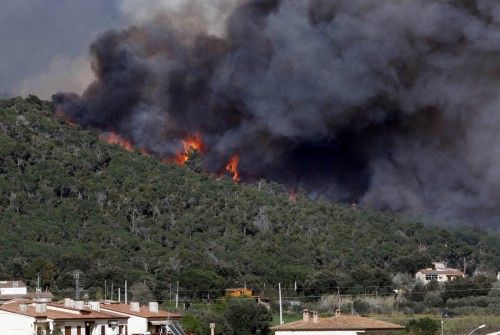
[0,96,498,301]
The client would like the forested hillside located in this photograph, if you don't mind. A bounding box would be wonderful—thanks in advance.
[0,96,498,299]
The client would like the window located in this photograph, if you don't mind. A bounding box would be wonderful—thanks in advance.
[77,326,81,335]
[65,326,72,335]
[425,274,438,281]
[101,325,106,335]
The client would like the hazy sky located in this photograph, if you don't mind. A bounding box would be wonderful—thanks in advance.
[0,0,122,98]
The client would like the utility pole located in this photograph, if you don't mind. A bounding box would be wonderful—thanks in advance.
[278,283,283,325]
[125,281,128,304]
[73,270,81,300]
[36,274,41,295]
[118,288,121,303]
[337,286,340,311]
[169,283,172,304]
[105,280,107,301]
[111,282,114,301]
[175,281,179,309]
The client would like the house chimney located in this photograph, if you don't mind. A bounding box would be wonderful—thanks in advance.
[335,309,342,317]
[302,309,310,322]
[74,301,85,310]
[35,303,47,314]
[130,302,140,312]
[88,301,100,312]
[64,298,74,308]
[149,302,159,313]
[19,304,28,314]
[312,311,319,323]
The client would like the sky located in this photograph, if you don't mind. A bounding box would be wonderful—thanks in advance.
[0,0,122,98]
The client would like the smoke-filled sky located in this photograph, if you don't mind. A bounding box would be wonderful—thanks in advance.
[0,0,126,98]
[5,0,500,229]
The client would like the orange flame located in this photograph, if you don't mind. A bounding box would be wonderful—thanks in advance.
[99,132,134,152]
[173,133,204,165]
[55,108,77,127]
[225,155,240,182]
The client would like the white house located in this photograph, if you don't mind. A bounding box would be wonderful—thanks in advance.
[99,302,183,335]
[0,299,128,335]
[415,262,464,284]
[0,280,54,303]
[0,281,27,295]
[271,310,404,335]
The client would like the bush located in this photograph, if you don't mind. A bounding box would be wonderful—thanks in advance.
[442,276,493,301]
[408,282,427,302]
[423,291,443,308]
[224,299,272,335]
[406,317,440,335]
[353,299,370,315]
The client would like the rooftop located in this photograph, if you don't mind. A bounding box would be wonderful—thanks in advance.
[100,303,181,320]
[272,311,404,331]
[0,300,126,320]
[418,268,464,276]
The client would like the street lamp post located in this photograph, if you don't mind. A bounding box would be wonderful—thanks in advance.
[467,324,486,335]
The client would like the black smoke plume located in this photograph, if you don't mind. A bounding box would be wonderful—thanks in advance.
[53,0,500,229]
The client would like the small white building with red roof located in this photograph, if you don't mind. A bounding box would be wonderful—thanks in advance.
[415,262,465,284]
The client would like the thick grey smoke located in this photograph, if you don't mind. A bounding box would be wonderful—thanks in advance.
[54,0,500,229]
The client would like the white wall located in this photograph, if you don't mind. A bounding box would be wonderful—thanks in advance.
[99,308,146,335]
[0,287,28,295]
[0,310,35,335]
[54,320,122,335]
[122,315,146,335]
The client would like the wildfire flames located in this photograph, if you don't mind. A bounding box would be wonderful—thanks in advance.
[55,108,77,127]
[99,132,134,152]
[174,133,204,165]
[225,155,240,182]
[59,109,242,183]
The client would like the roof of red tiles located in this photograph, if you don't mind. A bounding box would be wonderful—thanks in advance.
[100,303,181,320]
[418,268,464,276]
[271,314,404,331]
[0,300,127,320]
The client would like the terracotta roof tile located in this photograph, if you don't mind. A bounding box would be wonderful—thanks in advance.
[271,315,404,331]
[100,303,181,320]
[418,268,464,276]
[0,300,127,320]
